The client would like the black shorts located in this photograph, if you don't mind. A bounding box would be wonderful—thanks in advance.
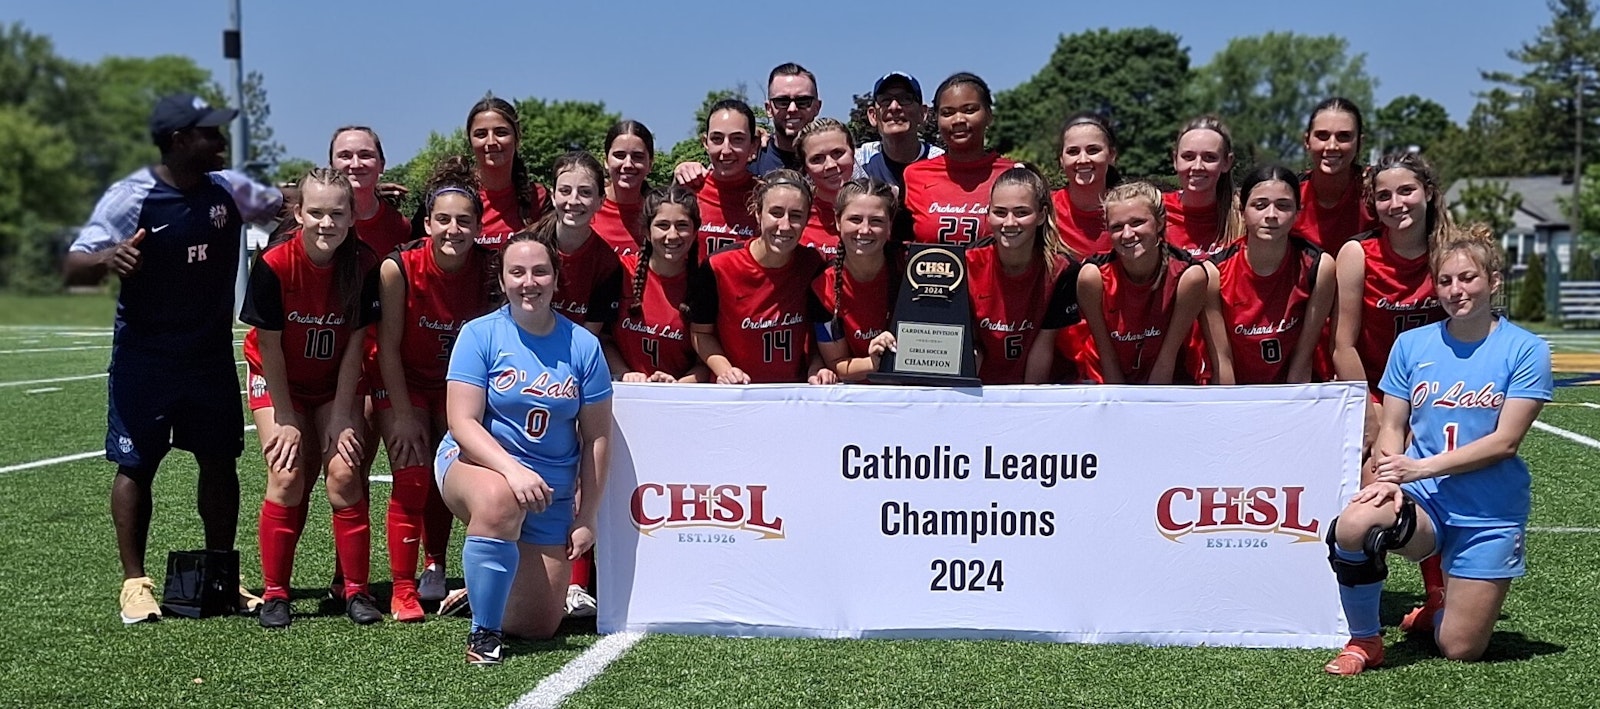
[105,360,244,469]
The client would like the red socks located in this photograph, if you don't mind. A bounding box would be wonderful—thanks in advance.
[424,476,453,569]
[570,552,593,589]
[387,466,430,588]
[1420,554,1445,604]
[258,500,303,601]
[332,498,371,599]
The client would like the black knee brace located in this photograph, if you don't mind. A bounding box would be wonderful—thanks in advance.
[1327,498,1418,586]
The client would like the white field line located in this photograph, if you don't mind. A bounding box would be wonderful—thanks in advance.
[0,373,107,388]
[0,424,254,474]
[1582,403,1600,410]
[25,387,62,395]
[0,361,247,389]
[0,345,113,354]
[1530,527,1600,533]
[507,631,645,709]
[1532,420,1600,451]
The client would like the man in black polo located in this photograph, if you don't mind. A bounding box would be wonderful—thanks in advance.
[65,94,282,624]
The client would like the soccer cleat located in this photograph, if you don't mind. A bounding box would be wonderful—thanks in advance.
[258,598,292,629]
[1324,636,1385,676]
[467,627,506,666]
[391,586,425,623]
[119,577,162,625]
[438,587,471,617]
[346,592,384,625]
[419,563,447,602]
[237,586,264,615]
[565,584,597,618]
[1400,590,1446,636]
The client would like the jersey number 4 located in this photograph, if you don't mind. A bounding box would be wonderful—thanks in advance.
[641,337,660,369]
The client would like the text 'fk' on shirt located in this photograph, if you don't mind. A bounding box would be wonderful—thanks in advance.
[71,167,281,365]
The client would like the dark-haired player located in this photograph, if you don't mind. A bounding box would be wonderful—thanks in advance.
[902,73,1015,246]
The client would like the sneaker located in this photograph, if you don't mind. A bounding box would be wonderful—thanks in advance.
[258,598,292,629]
[391,586,425,623]
[565,584,597,618]
[419,564,447,602]
[467,627,505,666]
[438,587,471,617]
[346,592,383,625]
[1324,636,1385,676]
[119,577,162,625]
[237,586,264,615]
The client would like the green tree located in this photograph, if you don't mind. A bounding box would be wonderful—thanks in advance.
[0,106,84,288]
[1517,252,1548,320]
[1373,95,1456,156]
[993,28,1191,183]
[1573,246,1598,279]
[1480,0,1600,178]
[1187,32,1375,167]
[1433,88,1550,180]
[269,157,315,187]
[1449,179,1523,234]
[388,97,621,216]
[241,70,285,181]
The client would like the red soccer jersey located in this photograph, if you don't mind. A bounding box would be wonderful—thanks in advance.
[694,173,758,262]
[355,201,414,257]
[690,245,825,383]
[593,197,645,256]
[903,153,1016,245]
[1213,240,1320,384]
[614,254,698,377]
[241,234,380,401]
[1355,232,1446,389]
[1080,247,1194,385]
[801,200,841,258]
[812,260,893,359]
[1295,174,1377,253]
[967,246,1079,384]
[1163,191,1228,258]
[553,234,624,326]
[385,242,494,393]
[476,182,550,249]
[1051,188,1110,258]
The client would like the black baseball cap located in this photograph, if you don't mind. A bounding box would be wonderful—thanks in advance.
[872,72,922,102]
[149,93,238,142]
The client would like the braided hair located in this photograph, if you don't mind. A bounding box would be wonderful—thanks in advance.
[829,178,899,334]
[466,95,536,228]
[630,186,701,317]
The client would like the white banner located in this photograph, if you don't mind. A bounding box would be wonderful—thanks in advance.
[598,383,1364,649]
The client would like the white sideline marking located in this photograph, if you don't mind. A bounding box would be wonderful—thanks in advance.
[1582,403,1600,410]
[0,425,257,475]
[0,345,113,354]
[0,361,246,389]
[371,475,392,483]
[1530,527,1600,533]
[0,373,107,388]
[507,631,645,709]
[25,387,62,395]
[1532,421,1600,451]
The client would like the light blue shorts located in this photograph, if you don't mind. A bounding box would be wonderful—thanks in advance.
[435,442,576,546]
[1403,481,1527,580]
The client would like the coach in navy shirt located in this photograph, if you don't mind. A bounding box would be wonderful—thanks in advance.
[65,94,281,625]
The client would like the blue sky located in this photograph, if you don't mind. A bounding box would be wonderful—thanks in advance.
[16,0,1549,166]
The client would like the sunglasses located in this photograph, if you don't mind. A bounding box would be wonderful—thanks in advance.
[770,95,817,110]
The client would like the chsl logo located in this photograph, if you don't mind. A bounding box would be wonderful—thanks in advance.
[630,483,785,540]
[905,246,964,300]
[1155,486,1321,543]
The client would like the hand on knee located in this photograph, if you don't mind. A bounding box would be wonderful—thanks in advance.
[467,503,523,541]
[264,469,307,506]
[324,464,366,508]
